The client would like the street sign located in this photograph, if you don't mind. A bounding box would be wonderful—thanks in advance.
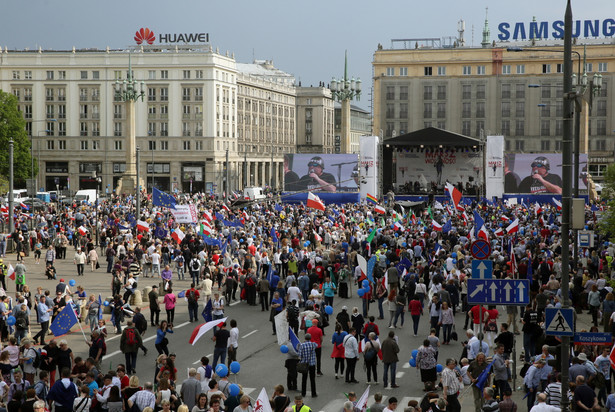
[470,239,491,260]
[578,231,594,248]
[467,279,529,305]
[573,332,612,346]
[545,307,574,337]
[471,259,493,279]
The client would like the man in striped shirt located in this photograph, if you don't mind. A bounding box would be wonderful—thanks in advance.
[441,358,462,412]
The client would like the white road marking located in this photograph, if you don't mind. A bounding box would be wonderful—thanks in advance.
[242,330,258,339]
[102,321,190,360]
[396,371,405,379]
[229,301,241,306]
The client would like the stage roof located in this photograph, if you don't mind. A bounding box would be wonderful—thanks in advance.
[385,127,481,146]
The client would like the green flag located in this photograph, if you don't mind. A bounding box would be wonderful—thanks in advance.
[428,205,434,220]
[380,217,386,226]
[366,228,377,243]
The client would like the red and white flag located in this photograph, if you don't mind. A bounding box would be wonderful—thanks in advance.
[254,388,273,412]
[494,227,504,237]
[374,205,386,215]
[203,210,213,222]
[393,221,404,231]
[432,221,443,231]
[188,317,227,345]
[356,385,371,412]
[506,218,519,234]
[171,227,185,243]
[136,220,150,232]
[314,232,323,242]
[411,213,417,225]
[77,226,88,236]
[534,202,543,215]
[500,215,510,222]
[552,197,562,211]
[445,182,464,211]
[7,264,14,281]
[477,226,489,241]
[306,192,325,211]
[222,204,231,213]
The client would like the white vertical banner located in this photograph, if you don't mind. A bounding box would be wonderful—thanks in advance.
[359,135,380,200]
[485,135,505,199]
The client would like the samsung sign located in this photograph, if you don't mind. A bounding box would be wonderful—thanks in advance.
[498,19,615,41]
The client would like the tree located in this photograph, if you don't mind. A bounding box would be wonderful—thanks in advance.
[0,89,36,187]
[598,163,615,240]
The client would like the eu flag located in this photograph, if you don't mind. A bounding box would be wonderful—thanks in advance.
[97,294,103,320]
[202,299,213,322]
[270,227,278,244]
[288,326,301,352]
[153,187,177,209]
[155,226,168,239]
[442,219,452,234]
[50,304,79,336]
[274,204,284,213]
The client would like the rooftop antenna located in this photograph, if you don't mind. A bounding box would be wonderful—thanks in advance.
[481,7,491,48]
[458,19,466,47]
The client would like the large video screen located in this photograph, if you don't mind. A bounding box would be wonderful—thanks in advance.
[504,153,588,194]
[284,154,359,192]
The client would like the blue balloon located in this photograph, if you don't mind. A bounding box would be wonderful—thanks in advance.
[69,279,76,287]
[288,248,293,253]
[6,316,16,326]
[402,242,407,247]
[325,305,333,315]
[357,289,365,298]
[436,364,444,373]
[103,301,110,306]
[304,241,310,247]
[280,345,289,354]
[409,358,417,367]
[215,364,228,377]
[305,319,312,328]
[452,259,457,265]
[452,252,457,258]
[411,349,418,359]
[362,280,369,288]
[230,361,241,374]
[228,383,240,397]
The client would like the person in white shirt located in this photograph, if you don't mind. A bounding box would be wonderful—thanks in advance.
[530,393,561,412]
[228,319,239,365]
[343,328,359,383]
[287,282,302,305]
[150,251,161,277]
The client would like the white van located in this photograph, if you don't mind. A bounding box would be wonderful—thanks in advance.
[243,187,266,201]
[2,189,28,203]
[74,189,98,204]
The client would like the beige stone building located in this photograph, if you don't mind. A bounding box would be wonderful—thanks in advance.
[295,86,335,154]
[373,40,615,182]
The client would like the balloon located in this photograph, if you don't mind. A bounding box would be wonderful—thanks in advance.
[436,364,444,373]
[402,242,407,247]
[69,279,76,287]
[215,364,228,377]
[228,383,240,397]
[230,361,241,374]
[409,358,417,367]
[288,248,293,253]
[411,349,418,359]
[304,241,310,247]
[305,319,312,328]
[452,252,457,258]
[362,280,369,288]
[103,301,110,306]
[280,345,289,354]
[325,306,333,315]
[452,259,457,264]
[357,289,365,298]
[6,316,16,326]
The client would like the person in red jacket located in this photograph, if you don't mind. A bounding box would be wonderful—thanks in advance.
[307,319,323,376]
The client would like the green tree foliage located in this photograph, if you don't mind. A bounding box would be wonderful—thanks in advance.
[0,90,35,186]
[598,163,615,240]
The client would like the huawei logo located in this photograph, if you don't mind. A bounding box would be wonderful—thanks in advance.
[134,28,155,45]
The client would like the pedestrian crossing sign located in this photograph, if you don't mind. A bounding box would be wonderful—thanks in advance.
[545,307,574,336]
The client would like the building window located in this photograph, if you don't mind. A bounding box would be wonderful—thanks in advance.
[589,164,608,177]
[24,71,32,80]
[148,140,156,151]
[386,104,394,119]
[424,121,432,128]
[23,105,32,119]
[160,70,168,79]
[515,83,525,99]
[595,139,606,151]
[399,86,408,100]
[148,88,156,101]
[597,119,607,135]
[555,139,563,151]
[160,88,168,101]
[12,71,19,80]
[515,101,525,117]
[502,65,511,75]
[516,64,525,74]
[556,100,563,117]
[92,140,100,150]
[515,120,525,136]
[58,71,66,80]
[386,86,395,100]
[477,66,486,75]
[598,62,608,72]
[515,140,525,151]
[541,140,551,151]
[502,84,511,99]
[555,120,563,136]
[585,63,593,73]
[58,140,66,150]
[462,121,471,135]
[423,86,432,100]
[114,123,122,137]
[182,122,191,136]
[46,71,54,80]
[463,66,472,75]
[437,103,446,118]
[195,87,203,101]
[183,141,191,150]
[112,140,121,150]
[80,71,88,80]
[80,141,88,150]
[475,121,485,136]
[476,84,485,99]
[147,70,156,80]
[437,85,446,99]
[501,120,510,136]
[58,122,66,136]
[47,140,54,150]
[183,70,191,79]
[437,66,446,76]
[597,100,607,116]
[399,122,407,134]
[462,85,471,99]
[80,122,88,136]
[386,67,395,76]
[424,67,433,76]
[423,103,432,118]
[195,141,203,151]
[462,102,471,118]
[542,85,551,99]
[114,105,122,119]
[501,101,511,117]
[505,140,511,151]
[160,123,168,136]
[113,70,122,80]
[542,64,551,74]
[399,67,408,76]
[160,141,168,151]
[196,70,204,79]
[556,64,563,73]
[399,103,408,118]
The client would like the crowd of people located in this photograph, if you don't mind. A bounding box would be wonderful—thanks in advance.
[0,189,612,412]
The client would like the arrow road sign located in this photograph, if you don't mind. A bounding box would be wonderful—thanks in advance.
[545,307,575,337]
[467,279,530,306]
[471,259,493,279]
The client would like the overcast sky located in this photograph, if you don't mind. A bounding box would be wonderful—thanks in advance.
[2,0,611,111]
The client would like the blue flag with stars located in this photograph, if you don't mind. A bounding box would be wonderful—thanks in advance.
[49,304,79,337]
[153,187,177,209]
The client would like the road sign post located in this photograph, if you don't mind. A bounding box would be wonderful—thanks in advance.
[545,308,574,337]
[467,279,530,306]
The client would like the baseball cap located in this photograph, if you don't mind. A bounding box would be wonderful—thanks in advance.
[531,156,550,170]
[308,156,325,169]
[60,279,65,282]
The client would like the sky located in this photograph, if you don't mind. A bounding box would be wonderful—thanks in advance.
[2,0,611,111]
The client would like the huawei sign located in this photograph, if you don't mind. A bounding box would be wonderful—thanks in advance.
[134,28,156,45]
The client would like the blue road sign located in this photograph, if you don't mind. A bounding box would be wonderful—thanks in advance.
[467,279,529,306]
[545,307,574,337]
[471,260,493,279]
[574,332,612,346]
[471,240,491,260]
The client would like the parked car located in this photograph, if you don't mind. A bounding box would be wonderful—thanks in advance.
[21,197,47,211]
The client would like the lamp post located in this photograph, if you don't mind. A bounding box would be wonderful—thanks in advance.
[330,50,361,154]
[136,146,141,219]
[114,53,145,195]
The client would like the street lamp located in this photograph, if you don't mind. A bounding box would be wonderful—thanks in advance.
[330,50,361,154]
[114,53,145,195]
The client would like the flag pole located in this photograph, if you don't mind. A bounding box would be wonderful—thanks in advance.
[77,317,89,342]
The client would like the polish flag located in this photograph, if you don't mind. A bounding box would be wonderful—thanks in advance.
[445,182,464,211]
[77,226,88,236]
[411,213,417,225]
[432,221,443,231]
[374,205,386,215]
[203,210,213,222]
[552,197,562,211]
[188,317,228,345]
[477,226,489,241]
[254,388,273,412]
[171,227,185,243]
[19,202,29,211]
[314,232,323,242]
[222,204,231,213]
[0,206,7,214]
[506,218,519,234]
[307,192,325,211]
[500,215,510,222]
[136,220,150,232]
[534,202,543,215]
[7,264,15,281]
[494,227,504,237]
[393,221,404,231]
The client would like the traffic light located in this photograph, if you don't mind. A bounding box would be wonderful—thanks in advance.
[548,345,561,371]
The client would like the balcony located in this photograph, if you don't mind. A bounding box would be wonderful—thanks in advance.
[92,113,100,119]
[195,95,203,101]
[80,113,88,119]
[80,95,88,102]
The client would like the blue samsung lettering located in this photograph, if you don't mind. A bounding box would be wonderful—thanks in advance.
[552,20,565,38]
[604,19,615,36]
[513,22,526,40]
[529,21,548,39]
[584,20,599,37]
[498,22,510,41]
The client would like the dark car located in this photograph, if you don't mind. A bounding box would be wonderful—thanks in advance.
[20,197,47,212]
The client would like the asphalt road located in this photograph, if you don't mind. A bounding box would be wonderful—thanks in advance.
[6,249,597,412]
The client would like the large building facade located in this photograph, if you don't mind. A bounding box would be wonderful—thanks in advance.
[373,40,615,182]
[0,45,302,194]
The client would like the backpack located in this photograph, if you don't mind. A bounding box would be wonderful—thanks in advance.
[188,290,197,303]
[364,341,377,361]
[15,314,27,330]
[125,328,137,346]
[190,259,200,272]
[31,348,42,369]
[519,363,530,378]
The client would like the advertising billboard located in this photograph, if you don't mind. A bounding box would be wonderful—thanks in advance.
[284,154,359,192]
[504,153,588,194]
